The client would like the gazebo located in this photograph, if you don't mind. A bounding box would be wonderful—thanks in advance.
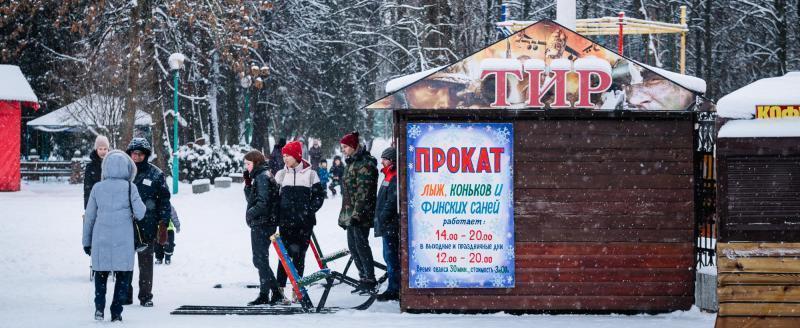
[0,65,39,192]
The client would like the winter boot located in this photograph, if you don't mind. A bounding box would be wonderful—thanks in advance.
[155,258,163,265]
[376,290,400,302]
[358,279,377,296]
[329,185,337,196]
[94,310,104,321]
[165,256,171,265]
[141,300,153,307]
[268,288,286,306]
[247,293,270,306]
[111,314,122,322]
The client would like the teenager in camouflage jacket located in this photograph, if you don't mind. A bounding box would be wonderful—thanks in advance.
[337,132,379,294]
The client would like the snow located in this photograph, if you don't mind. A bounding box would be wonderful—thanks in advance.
[215,177,232,183]
[26,94,152,131]
[191,178,210,186]
[479,58,523,72]
[551,58,572,71]
[168,53,186,70]
[717,72,800,119]
[0,182,716,327]
[634,62,706,94]
[696,265,717,276]
[385,66,444,93]
[573,56,611,75]
[0,65,39,103]
[523,59,546,70]
[718,118,800,138]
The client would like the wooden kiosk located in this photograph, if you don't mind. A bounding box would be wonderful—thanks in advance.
[367,20,708,313]
[715,72,800,327]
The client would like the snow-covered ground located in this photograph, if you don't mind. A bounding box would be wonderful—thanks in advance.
[0,182,715,327]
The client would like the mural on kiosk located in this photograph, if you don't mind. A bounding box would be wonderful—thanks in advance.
[367,20,696,111]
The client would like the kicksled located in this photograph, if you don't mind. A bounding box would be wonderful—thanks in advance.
[172,232,387,315]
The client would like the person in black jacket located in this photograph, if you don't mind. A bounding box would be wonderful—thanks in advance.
[374,147,400,302]
[308,139,323,170]
[268,137,286,175]
[242,150,282,306]
[274,141,326,303]
[83,135,110,209]
[125,137,172,307]
[328,155,345,196]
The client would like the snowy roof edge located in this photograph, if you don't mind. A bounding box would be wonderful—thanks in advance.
[0,65,39,103]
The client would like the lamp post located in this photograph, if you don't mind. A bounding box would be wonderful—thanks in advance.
[241,65,268,145]
[168,53,186,195]
[240,73,252,144]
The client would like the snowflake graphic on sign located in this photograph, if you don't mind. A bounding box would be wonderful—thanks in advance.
[492,126,511,144]
[408,125,422,139]
[415,276,430,288]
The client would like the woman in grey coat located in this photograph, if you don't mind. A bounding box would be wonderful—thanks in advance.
[82,150,146,322]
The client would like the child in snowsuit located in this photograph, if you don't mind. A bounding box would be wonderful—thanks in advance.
[317,160,330,198]
[155,206,181,265]
[328,156,345,196]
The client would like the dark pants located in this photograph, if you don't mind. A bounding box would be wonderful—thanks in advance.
[276,226,312,287]
[382,233,400,292]
[347,226,375,281]
[154,231,176,261]
[95,271,131,316]
[251,225,279,296]
[126,242,154,303]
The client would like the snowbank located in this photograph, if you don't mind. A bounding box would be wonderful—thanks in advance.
[718,118,800,138]
[0,65,39,103]
[717,72,800,119]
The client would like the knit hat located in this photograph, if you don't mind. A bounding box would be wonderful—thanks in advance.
[381,147,397,164]
[340,131,359,149]
[94,135,110,149]
[281,141,303,163]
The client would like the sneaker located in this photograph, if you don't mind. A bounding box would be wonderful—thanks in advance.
[141,300,153,307]
[247,294,270,306]
[94,310,104,321]
[111,314,122,322]
[155,259,163,265]
[376,290,400,302]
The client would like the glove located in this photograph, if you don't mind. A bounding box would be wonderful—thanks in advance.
[243,170,252,187]
[84,246,91,256]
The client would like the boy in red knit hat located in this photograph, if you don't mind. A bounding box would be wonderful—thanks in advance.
[273,140,326,303]
[337,132,379,295]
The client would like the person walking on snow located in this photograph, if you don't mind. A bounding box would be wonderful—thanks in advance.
[274,141,326,303]
[328,155,345,196]
[269,137,286,175]
[154,206,181,265]
[337,132,379,295]
[374,147,400,302]
[242,150,282,306]
[125,137,172,307]
[309,139,323,170]
[83,135,110,209]
[83,150,146,322]
[317,159,330,198]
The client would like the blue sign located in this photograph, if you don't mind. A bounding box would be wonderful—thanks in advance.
[407,123,514,288]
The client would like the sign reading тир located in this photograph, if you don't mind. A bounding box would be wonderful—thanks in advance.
[406,123,514,288]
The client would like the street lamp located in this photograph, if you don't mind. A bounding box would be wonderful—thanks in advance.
[241,64,268,145]
[168,52,186,195]
[240,71,252,144]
